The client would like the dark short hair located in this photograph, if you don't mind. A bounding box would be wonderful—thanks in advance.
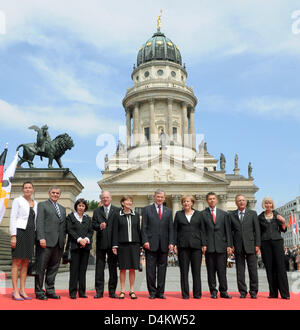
[74,198,88,212]
[22,181,34,189]
[206,192,217,201]
[120,195,133,206]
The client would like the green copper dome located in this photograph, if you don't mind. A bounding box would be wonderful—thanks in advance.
[137,31,182,67]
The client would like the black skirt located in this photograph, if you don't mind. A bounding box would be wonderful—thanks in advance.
[118,242,140,270]
[11,207,35,260]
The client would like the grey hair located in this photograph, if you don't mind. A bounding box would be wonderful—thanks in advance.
[48,185,61,193]
[154,189,165,196]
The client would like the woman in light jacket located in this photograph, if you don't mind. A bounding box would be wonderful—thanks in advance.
[10,182,37,300]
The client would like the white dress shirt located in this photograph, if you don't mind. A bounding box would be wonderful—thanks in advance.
[73,212,90,244]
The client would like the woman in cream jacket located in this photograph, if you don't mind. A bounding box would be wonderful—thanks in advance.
[10,182,37,300]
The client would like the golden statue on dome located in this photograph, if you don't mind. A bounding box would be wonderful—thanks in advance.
[157,9,162,31]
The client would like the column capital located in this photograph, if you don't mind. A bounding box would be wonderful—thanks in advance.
[167,98,173,105]
[218,194,227,202]
[195,194,205,202]
[171,194,182,202]
[147,194,155,204]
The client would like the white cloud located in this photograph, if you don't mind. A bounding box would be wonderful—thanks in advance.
[199,94,300,121]
[1,0,300,61]
[0,99,123,136]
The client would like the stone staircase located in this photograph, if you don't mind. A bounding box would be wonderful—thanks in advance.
[0,229,69,278]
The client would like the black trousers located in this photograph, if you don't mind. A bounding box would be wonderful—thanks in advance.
[69,248,90,296]
[205,252,228,294]
[95,248,118,295]
[35,243,63,297]
[145,249,168,296]
[261,239,290,298]
[178,247,202,298]
[235,248,258,295]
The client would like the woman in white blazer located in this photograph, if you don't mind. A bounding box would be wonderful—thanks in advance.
[10,182,37,300]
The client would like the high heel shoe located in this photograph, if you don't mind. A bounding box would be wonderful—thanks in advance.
[19,292,33,300]
[12,292,24,301]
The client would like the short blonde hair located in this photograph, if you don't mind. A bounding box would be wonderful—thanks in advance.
[262,196,275,209]
[181,195,195,206]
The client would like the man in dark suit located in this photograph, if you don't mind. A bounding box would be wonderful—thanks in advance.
[229,194,261,298]
[200,192,232,299]
[92,191,119,298]
[141,189,174,299]
[35,186,67,300]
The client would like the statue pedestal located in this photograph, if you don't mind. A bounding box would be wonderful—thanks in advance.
[0,168,84,233]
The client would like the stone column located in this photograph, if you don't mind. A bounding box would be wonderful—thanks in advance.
[149,99,156,142]
[247,199,257,210]
[171,194,181,219]
[181,102,188,147]
[218,194,228,211]
[189,108,195,150]
[147,194,154,205]
[195,194,205,211]
[133,102,139,146]
[167,98,173,141]
[126,108,131,149]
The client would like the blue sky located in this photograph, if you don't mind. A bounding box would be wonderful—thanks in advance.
[0,0,300,210]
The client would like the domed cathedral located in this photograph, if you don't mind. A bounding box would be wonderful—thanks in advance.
[98,14,258,216]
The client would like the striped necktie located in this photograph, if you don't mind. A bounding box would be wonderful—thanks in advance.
[53,202,61,218]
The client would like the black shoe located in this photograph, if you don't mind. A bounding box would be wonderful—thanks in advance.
[94,293,103,299]
[182,296,190,299]
[157,294,166,299]
[70,295,77,299]
[149,295,156,299]
[282,296,290,300]
[210,293,218,299]
[268,295,278,298]
[109,293,117,298]
[36,295,48,300]
[250,294,257,299]
[240,293,247,298]
[46,293,60,299]
[220,293,232,299]
[193,296,201,299]
[79,295,88,298]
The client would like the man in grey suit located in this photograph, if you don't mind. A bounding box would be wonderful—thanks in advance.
[141,189,174,299]
[229,194,261,298]
[35,186,66,300]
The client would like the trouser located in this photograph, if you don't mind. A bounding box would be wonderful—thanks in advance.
[235,248,258,295]
[69,248,90,296]
[261,240,290,298]
[95,248,118,294]
[35,243,63,296]
[178,248,202,298]
[145,249,168,296]
[205,252,228,294]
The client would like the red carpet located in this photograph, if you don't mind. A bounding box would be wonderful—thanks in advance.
[0,289,299,310]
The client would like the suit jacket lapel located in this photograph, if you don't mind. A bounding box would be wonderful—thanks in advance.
[48,200,60,219]
[152,203,160,221]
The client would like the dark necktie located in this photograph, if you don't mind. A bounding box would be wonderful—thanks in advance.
[158,205,162,220]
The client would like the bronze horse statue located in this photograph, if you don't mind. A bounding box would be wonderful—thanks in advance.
[17,133,74,168]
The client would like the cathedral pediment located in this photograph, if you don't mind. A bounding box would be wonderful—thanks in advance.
[99,155,228,185]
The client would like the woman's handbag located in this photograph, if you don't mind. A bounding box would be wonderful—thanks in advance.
[27,257,37,276]
[62,238,71,264]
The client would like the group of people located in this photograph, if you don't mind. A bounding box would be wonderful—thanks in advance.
[9,183,290,301]
[284,246,300,272]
